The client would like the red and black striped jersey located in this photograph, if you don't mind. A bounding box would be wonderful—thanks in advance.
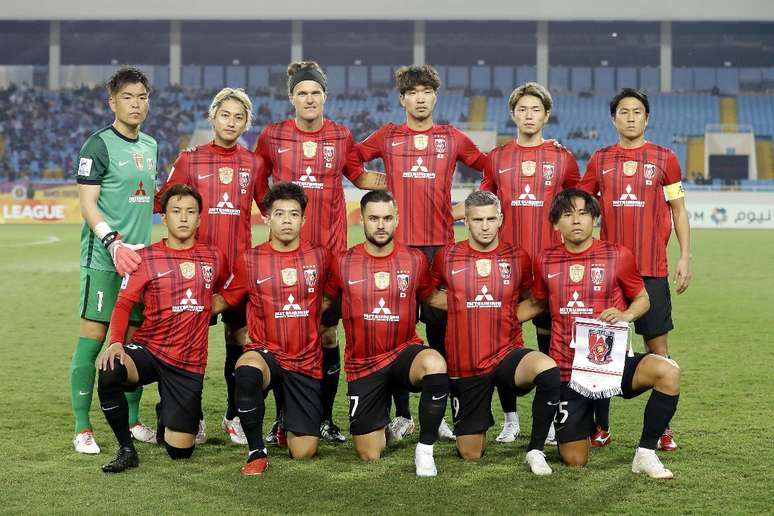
[431,240,532,378]
[255,119,364,254]
[119,240,228,374]
[354,123,486,246]
[221,241,331,379]
[326,243,434,382]
[480,140,580,260]
[578,142,682,277]
[532,240,644,381]
[155,142,268,273]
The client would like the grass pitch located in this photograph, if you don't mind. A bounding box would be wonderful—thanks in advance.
[0,224,772,515]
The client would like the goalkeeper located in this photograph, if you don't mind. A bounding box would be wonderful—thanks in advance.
[70,67,158,454]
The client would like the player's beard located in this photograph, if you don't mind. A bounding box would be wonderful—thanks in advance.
[364,230,394,249]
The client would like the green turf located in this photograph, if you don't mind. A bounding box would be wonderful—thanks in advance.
[1,224,772,515]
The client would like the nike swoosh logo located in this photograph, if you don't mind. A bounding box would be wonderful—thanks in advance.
[547,401,561,406]
[278,148,291,154]
[548,272,561,279]
[432,394,448,401]
[348,279,365,285]
[198,173,214,180]
[256,277,272,284]
[602,168,614,175]
[498,167,514,174]
[118,160,130,167]
[102,405,119,411]
[237,407,257,413]
[79,390,90,395]
[326,367,341,375]
[451,268,467,275]
[391,141,406,147]
[157,270,173,278]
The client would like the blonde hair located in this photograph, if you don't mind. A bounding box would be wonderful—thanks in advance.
[508,82,552,113]
[208,88,253,129]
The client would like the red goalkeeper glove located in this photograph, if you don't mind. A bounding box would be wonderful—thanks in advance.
[102,231,144,276]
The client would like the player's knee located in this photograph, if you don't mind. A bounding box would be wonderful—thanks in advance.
[457,444,483,461]
[165,442,195,460]
[97,361,127,392]
[234,364,264,395]
[659,361,681,391]
[355,443,382,461]
[421,350,447,375]
[290,446,318,460]
[560,449,588,467]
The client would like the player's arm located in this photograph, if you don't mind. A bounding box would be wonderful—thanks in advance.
[422,249,448,310]
[352,170,387,190]
[97,267,146,370]
[154,152,191,213]
[599,247,650,323]
[598,288,649,324]
[421,289,447,311]
[664,152,691,294]
[216,255,249,313]
[517,295,546,323]
[577,154,600,195]
[519,255,547,322]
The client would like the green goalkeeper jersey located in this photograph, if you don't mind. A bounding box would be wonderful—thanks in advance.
[76,125,158,271]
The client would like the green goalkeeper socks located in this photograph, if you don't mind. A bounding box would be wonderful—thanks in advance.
[70,337,103,433]
[125,386,143,427]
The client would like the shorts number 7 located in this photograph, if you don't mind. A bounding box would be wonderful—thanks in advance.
[349,395,359,417]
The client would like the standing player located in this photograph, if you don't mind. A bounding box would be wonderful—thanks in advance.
[324,191,450,477]
[70,67,157,454]
[214,182,331,475]
[96,184,227,472]
[430,191,560,475]
[156,87,267,445]
[254,61,385,444]
[519,188,681,479]
[354,64,486,440]
[480,82,579,443]
[578,88,691,450]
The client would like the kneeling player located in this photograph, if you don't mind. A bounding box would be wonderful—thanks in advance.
[325,191,450,477]
[519,189,681,479]
[430,191,560,475]
[214,182,331,475]
[97,184,227,472]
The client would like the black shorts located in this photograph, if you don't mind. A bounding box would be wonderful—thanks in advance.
[555,352,650,444]
[123,343,203,435]
[532,310,551,333]
[320,296,342,328]
[347,344,426,436]
[209,306,247,328]
[450,348,534,436]
[249,349,323,437]
[634,277,674,338]
[413,245,448,327]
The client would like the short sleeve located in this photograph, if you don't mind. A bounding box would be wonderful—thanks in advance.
[517,249,533,291]
[577,153,601,195]
[117,257,150,303]
[617,246,645,300]
[254,127,273,165]
[343,130,365,182]
[479,154,496,193]
[76,135,109,185]
[454,127,487,171]
[531,255,548,301]
[662,150,685,201]
[562,151,581,189]
[154,151,191,213]
[355,126,386,162]
[324,255,343,299]
[430,248,448,290]
[415,252,435,299]
[221,253,249,307]
[251,153,270,214]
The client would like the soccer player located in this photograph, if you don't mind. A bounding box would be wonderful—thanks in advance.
[430,191,560,475]
[96,184,228,473]
[324,190,450,477]
[155,87,267,445]
[354,64,486,441]
[578,88,691,450]
[214,182,331,475]
[519,188,681,479]
[254,61,386,444]
[480,82,579,444]
[70,67,157,454]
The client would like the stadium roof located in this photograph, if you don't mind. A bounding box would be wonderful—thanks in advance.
[4,0,774,21]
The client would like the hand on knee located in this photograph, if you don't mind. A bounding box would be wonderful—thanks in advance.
[97,360,128,392]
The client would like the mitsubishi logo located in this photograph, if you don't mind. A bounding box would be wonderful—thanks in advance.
[620,184,637,201]
[300,166,317,182]
[566,290,585,308]
[474,285,494,301]
[180,288,198,305]
[283,294,302,311]
[518,184,537,200]
[217,193,234,208]
[371,297,392,314]
[410,157,428,173]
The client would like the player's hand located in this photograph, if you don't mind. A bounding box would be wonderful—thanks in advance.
[107,240,144,276]
[98,343,126,371]
[598,308,631,324]
[674,256,692,294]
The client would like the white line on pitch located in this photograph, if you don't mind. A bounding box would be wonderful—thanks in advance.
[3,235,61,247]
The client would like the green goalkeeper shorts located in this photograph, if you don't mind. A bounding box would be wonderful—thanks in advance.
[79,267,143,324]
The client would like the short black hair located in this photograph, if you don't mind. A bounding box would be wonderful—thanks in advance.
[264,182,308,214]
[610,88,649,117]
[395,65,441,95]
[360,190,396,214]
[548,188,601,225]
[160,184,202,214]
[107,66,151,97]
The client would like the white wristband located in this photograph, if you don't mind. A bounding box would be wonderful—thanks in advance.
[94,221,113,240]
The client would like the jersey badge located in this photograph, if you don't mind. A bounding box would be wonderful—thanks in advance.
[323,143,335,168]
[397,273,409,297]
[623,161,638,176]
[521,161,536,177]
[498,262,511,283]
[374,271,390,290]
[590,266,605,291]
[281,267,298,286]
[239,171,250,189]
[303,141,318,158]
[146,158,155,172]
[133,152,145,170]
[569,264,585,283]
[218,166,234,184]
[434,137,446,157]
[644,163,656,185]
[475,259,492,277]
[543,163,555,182]
[201,263,214,286]
[303,267,318,292]
[180,261,196,280]
[78,157,93,176]
[413,134,428,151]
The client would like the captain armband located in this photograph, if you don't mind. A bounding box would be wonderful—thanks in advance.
[663,182,685,201]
